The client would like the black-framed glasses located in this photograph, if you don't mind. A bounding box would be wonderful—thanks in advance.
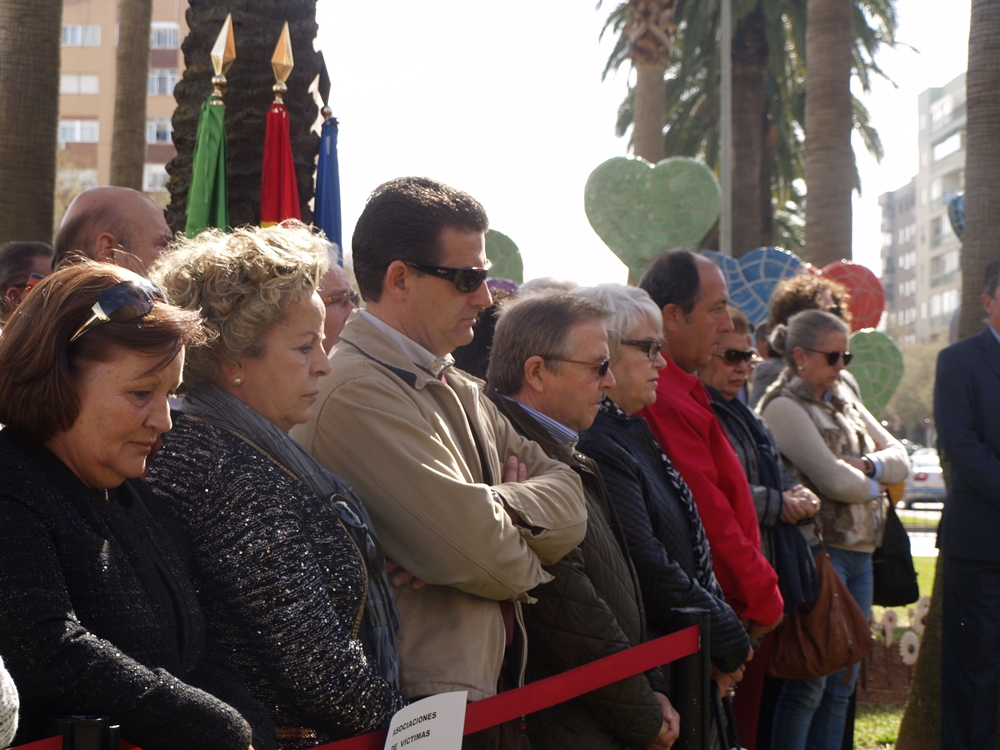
[331,495,386,577]
[621,338,663,361]
[406,260,492,293]
[805,348,853,366]
[543,356,611,377]
[713,348,760,367]
[69,280,164,344]
[321,289,360,308]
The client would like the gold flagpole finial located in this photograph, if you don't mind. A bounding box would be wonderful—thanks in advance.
[271,22,294,104]
[210,14,236,102]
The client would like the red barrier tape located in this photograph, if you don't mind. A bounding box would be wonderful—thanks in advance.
[13,625,699,750]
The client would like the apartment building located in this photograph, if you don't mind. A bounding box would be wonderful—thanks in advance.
[878,71,965,344]
[59,0,188,197]
[879,178,917,345]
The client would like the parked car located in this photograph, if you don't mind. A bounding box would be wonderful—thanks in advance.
[902,448,946,507]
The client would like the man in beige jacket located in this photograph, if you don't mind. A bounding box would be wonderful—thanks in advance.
[292,176,586,750]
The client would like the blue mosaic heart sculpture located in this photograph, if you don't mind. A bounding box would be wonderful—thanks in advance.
[703,247,804,327]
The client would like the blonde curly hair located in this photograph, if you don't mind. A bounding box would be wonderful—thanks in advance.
[150,221,331,386]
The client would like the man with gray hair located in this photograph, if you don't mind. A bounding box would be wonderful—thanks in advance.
[53,186,172,275]
[486,291,679,750]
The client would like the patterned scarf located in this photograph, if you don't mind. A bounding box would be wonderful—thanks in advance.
[599,395,724,600]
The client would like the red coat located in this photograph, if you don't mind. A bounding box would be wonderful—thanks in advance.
[639,361,783,627]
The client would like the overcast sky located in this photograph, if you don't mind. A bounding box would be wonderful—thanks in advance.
[314,1,971,285]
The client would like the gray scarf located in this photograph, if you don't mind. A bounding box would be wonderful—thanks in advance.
[181,382,401,689]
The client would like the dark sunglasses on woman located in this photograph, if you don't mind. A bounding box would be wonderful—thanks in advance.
[621,338,663,361]
[69,279,165,344]
[713,348,761,366]
[406,260,492,294]
[805,348,853,366]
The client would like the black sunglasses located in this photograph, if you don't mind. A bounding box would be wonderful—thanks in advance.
[805,348,853,366]
[331,495,385,577]
[406,261,491,293]
[543,356,611,377]
[713,348,759,366]
[621,338,663,361]
[69,280,164,344]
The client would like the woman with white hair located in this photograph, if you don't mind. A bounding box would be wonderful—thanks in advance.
[576,284,752,704]
[0,656,17,749]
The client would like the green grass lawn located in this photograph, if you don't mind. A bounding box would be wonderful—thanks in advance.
[855,703,906,750]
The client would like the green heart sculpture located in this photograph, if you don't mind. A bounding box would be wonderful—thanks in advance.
[485,229,523,283]
[584,156,721,277]
[846,330,904,416]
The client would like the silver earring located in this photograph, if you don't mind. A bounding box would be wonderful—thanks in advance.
[234,377,243,385]
[797,365,804,371]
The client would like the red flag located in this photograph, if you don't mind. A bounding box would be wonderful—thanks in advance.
[260,102,300,226]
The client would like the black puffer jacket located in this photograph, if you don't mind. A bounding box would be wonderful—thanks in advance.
[0,429,275,750]
[580,407,750,674]
[491,395,667,750]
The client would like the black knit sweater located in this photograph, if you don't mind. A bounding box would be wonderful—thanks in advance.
[0,428,273,750]
[579,409,751,673]
[147,415,405,749]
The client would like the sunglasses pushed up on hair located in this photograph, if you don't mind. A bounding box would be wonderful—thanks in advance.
[69,280,164,344]
[406,260,491,294]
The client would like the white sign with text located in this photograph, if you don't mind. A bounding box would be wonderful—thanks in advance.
[383,691,468,750]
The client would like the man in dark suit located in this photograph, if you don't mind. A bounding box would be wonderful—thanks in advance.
[936,258,1000,750]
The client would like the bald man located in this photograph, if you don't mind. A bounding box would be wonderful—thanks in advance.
[53,187,172,275]
[318,263,359,351]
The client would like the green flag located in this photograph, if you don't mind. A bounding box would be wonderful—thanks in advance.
[185,96,228,237]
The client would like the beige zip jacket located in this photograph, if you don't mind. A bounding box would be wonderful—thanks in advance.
[292,313,587,701]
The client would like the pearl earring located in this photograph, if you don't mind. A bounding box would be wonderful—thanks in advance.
[797,365,804,371]
[234,377,243,385]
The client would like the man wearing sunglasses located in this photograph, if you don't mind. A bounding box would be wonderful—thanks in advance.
[637,250,784,746]
[293,177,586,750]
[53,187,173,276]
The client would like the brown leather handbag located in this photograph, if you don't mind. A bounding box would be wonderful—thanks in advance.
[768,547,875,680]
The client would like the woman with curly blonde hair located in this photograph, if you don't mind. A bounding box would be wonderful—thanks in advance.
[146,223,406,749]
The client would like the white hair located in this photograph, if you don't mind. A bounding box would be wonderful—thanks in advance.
[573,283,662,358]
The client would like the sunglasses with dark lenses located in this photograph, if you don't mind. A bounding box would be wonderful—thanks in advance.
[331,496,386,577]
[544,356,612,377]
[805,348,853,366]
[406,261,491,294]
[621,338,663,361]
[713,348,759,366]
[69,280,164,344]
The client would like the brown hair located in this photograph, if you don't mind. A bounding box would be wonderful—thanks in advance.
[487,291,609,395]
[0,262,207,442]
[729,305,751,335]
[768,273,853,328]
[352,176,489,303]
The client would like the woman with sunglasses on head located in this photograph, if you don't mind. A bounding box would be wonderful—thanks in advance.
[145,223,406,749]
[698,307,820,750]
[0,263,274,750]
[575,285,752,739]
[757,310,909,750]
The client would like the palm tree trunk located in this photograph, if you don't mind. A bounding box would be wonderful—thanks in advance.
[957,0,1000,341]
[0,0,63,244]
[633,60,667,163]
[760,119,778,248]
[731,9,769,257]
[166,0,321,232]
[111,0,153,190]
[802,0,854,267]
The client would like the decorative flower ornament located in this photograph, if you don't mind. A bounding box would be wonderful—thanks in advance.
[899,631,920,666]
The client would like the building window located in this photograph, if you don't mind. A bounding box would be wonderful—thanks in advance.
[60,74,99,95]
[930,95,953,130]
[150,22,180,49]
[883,232,893,248]
[143,164,169,192]
[62,25,101,46]
[146,117,173,143]
[921,302,927,320]
[148,68,179,96]
[58,120,99,143]
[933,132,962,162]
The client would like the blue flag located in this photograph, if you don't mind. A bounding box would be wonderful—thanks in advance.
[315,117,343,262]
